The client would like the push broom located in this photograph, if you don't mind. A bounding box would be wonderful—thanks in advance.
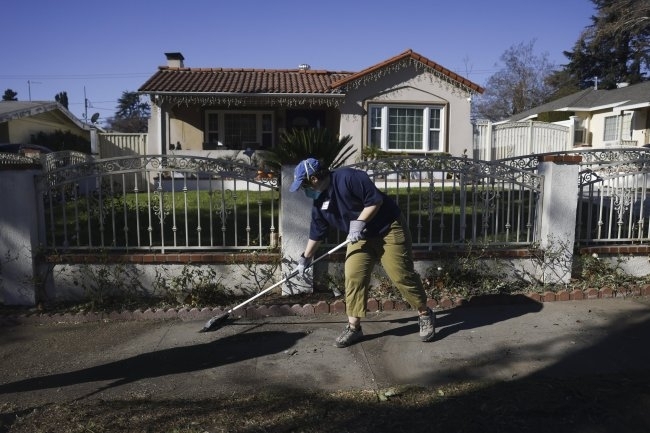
[199,239,351,332]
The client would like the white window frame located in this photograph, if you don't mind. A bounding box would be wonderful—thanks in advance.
[603,112,633,143]
[204,110,274,149]
[368,104,445,153]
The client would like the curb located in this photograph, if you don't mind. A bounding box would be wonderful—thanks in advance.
[1,286,649,327]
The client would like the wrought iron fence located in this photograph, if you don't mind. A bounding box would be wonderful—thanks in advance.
[35,153,544,253]
[37,155,279,252]
[496,148,650,245]
[0,152,40,168]
[575,148,650,244]
[347,155,543,249]
[25,147,650,256]
[41,150,93,172]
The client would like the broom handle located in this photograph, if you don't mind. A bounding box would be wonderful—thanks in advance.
[227,239,351,313]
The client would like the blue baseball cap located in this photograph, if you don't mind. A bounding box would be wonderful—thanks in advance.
[289,158,321,192]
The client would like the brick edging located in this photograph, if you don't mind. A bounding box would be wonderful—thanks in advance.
[1,287,649,327]
[45,248,535,265]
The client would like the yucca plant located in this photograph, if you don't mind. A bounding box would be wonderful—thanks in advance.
[267,128,355,169]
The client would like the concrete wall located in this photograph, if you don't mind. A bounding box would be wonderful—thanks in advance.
[4,158,650,306]
[537,158,580,284]
[280,164,314,294]
[0,170,40,305]
[45,262,268,303]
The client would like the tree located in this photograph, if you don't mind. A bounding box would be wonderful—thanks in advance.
[472,40,556,122]
[55,91,69,109]
[555,0,650,91]
[105,91,150,132]
[2,89,18,101]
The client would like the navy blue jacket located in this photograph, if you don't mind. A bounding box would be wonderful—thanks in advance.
[309,167,400,241]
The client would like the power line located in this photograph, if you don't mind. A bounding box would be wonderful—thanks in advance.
[0,72,151,80]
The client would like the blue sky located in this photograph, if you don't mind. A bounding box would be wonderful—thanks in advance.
[2,0,595,123]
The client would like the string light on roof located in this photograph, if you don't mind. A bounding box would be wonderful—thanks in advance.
[343,58,478,97]
[156,94,342,108]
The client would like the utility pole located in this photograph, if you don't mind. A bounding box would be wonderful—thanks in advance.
[27,80,42,101]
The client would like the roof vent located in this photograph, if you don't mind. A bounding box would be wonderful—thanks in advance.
[298,64,311,71]
[165,52,185,68]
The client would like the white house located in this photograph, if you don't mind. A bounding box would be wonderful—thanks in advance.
[503,81,650,149]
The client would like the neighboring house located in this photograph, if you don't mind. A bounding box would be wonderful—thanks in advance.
[503,81,650,148]
[137,50,484,162]
[0,101,94,148]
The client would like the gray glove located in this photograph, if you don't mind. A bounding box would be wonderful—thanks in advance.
[295,253,312,275]
[347,220,367,243]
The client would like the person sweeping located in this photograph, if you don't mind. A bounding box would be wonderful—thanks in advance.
[290,158,436,348]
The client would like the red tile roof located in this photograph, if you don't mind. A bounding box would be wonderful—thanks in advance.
[138,49,484,95]
[139,68,354,95]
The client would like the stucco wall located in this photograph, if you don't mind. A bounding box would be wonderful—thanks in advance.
[0,170,40,305]
[169,105,203,150]
[338,63,474,158]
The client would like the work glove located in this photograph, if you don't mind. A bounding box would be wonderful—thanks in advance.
[347,220,367,243]
[295,253,312,275]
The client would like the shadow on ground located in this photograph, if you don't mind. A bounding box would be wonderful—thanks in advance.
[0,330,305,397]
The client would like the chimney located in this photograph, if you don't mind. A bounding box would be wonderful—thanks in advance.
[165,52,185,68]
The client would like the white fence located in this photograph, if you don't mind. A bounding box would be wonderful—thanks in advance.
[474,120,573,161]
[98,133,147,159]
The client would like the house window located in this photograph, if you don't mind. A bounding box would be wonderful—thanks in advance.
[369,104,444,152]
[206,113,219,148]
[369,107,382,148]
[603,113,632,142]
[204,111,274,149]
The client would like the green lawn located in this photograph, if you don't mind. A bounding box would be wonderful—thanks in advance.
[43,185,537,250]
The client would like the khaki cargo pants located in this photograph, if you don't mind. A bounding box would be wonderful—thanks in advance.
[344,216,427,318]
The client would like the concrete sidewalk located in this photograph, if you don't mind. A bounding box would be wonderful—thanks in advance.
[1,297,650,409]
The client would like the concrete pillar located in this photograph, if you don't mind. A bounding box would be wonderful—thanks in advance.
[148,104,163,155]
[486,121,494,161]
[280,164,314,294]
[569,116,578,148]
[0,170,40,305]
[537,155,581,284]
[90,128,99,156]
[527,120,534,154]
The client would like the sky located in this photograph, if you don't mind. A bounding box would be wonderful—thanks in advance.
[2,0,596,124]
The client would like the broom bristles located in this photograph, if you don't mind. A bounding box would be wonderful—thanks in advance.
[199,312,230,332]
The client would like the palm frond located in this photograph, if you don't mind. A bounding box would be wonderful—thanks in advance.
[269,128,356,169]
